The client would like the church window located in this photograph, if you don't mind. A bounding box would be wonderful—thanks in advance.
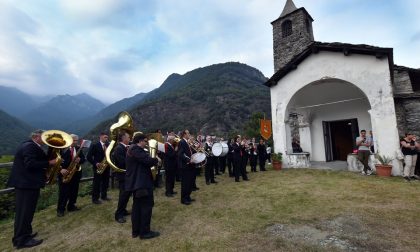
[282,20,292,38]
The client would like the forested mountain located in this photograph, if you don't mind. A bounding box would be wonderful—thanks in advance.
[88,62,271,139]
[23,93,105,129]
[0,110,33,155]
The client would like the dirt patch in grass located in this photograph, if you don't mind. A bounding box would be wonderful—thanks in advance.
[266,214,396,251]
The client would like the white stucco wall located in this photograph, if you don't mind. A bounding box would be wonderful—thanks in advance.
[270,51,400,167]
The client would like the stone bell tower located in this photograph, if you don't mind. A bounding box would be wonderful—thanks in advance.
[272,0,315,72]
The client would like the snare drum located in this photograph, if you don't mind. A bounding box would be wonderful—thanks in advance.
[211,142,229,157]
[191,152,207,167]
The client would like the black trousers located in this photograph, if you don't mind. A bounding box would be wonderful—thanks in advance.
[57,172,81,212]
[12,188,40,247]
[227,155,233,176]
[165,169,176,194]
[92,167,110,201]
[115,179,131,220]
[259,157,266,171]
[233,159,241,181]
[68,171,81,208]
[219,157,226,173]
[204,158,215,182]
[181,168,194,201]
[250,156,257,172]
[131,189,154,236]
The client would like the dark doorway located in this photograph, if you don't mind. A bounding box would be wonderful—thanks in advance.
[323,119,359,161]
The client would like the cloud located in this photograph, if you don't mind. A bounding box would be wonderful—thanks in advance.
[411,32,420,42]
[0,0,418,103]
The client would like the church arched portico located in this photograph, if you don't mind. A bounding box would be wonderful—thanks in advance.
[270,52,400,172]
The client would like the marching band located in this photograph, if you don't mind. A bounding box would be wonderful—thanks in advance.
[6,113,272,248]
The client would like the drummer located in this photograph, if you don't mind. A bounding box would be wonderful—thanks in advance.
[204,136,217,185]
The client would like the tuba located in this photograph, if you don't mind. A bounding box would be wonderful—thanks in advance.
[105,111,134,173]
[41,130,73,185]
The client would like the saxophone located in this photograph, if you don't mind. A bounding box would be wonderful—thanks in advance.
[62,146,83,183]
[96,157,109,174]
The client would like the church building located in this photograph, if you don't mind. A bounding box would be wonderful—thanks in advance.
[265,0,420,174]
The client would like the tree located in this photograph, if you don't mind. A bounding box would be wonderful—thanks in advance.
[243,112,264,138]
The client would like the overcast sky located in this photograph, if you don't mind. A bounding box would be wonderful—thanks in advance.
[0,0,419,103]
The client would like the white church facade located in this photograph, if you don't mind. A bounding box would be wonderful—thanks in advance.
[266,0,420,175]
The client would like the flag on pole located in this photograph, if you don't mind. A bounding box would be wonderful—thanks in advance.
[260,119,272,140]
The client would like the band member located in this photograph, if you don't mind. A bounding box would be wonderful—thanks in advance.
[178,130,195,205]
[87,132,110,204]
[57,134,86,217]
[189,135,200,191]
[218,138,227,174]
[227,139,234,177]
[164,135,177,197]
[233,135,248,182]
[249,141,258,172]
[113,131,131,223]
[8,130,57,249]
[257,139,267,171]
[204,136,217,185]
[125,133,160,239]
[241,137,250,175]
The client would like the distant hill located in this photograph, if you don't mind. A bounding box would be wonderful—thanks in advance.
[0,86,39,117]
[0,110,33,155]
[23,93,106,129]
[63,92,147,136]
[87,62,271,139]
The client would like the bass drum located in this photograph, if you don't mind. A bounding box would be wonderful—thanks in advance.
[212,142,229,157]
[191,152,207,168]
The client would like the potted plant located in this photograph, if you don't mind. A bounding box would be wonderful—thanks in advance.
[375,154,393,177]
[271,152,283,171]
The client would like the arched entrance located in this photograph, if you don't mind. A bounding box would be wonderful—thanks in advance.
[285,78,371,162]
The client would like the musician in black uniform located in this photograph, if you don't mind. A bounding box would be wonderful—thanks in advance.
[8,130,57,249]
[241,137,249,174]
[249,141,258,172]
[87,132,110,204]
[218,138,227,174]
[113,131,131,223]
[204,136,217,185]
[57,134,86,217]
[178,130,195,205]
[257,139,267,171]
[125,133,160,239]
[227,139,234,177]
[164,135,177,197]
[233,135,249,182]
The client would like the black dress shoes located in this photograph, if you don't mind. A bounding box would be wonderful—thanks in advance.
[29,232,38,239]
[165,193,174,197]
[172,191,178,194]
[57,211,64,217]
[123,210,131,216]
[101,197,111,201]
[16,238,43,249]
[206,181,210,185]
[210,180,218,184]
[181,200,191,205]
[67,206,81,212]
[116,217,126,223]
[92,200,102,205]
[192,187,199,191]
[140,231,160,239]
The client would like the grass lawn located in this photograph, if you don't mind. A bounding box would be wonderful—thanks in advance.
[0,167,419,251]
